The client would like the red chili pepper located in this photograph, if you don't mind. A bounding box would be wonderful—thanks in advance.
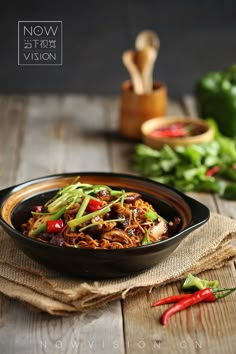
[161,288,214,325]
[152,293,199,307]
[206,166,220,177]
[46,219,64,233]
[160,287,236,325]
[33,205,43,213]
[86,199,103,212]
[152,291,220,308]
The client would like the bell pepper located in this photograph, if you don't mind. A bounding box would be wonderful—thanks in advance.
[46,219,64,233]
[195,64,236,137]
[86,198,103,212]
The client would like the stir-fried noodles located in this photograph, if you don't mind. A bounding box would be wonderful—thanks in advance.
[21,178,181,249]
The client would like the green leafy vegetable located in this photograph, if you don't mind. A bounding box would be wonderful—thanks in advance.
[135,119,236,198]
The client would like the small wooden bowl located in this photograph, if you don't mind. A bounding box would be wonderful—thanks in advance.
[141,116,214,150]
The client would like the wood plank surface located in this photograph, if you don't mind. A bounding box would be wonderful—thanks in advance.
[0,95,235,354]
[121,97,236,354]
[0,95,125,354]
[0,95,27,188]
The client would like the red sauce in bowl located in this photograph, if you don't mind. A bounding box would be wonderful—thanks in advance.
[149,122,206,138]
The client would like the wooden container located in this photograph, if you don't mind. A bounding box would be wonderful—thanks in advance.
[141,116,214,150]
[119,80,167,139]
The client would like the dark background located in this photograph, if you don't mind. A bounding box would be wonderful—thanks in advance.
[1,0,235,97]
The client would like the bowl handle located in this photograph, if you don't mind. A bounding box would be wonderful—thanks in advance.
[0,186,17,205]
[186,195,210,228]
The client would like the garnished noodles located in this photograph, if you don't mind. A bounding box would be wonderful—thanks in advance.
[21,177,181,249]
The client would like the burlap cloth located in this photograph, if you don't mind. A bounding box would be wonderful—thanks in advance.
[0,212,235,315]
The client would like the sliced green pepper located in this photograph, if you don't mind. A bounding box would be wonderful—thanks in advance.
[182,273,219,292]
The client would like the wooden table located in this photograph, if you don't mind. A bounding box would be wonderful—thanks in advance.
[0,95,235,354]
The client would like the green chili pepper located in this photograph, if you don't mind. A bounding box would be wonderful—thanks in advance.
[195,64,236,137]
[182,273,219,292]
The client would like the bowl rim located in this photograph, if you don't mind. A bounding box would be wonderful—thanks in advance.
[121,79,167,96]
[0,172,210,252]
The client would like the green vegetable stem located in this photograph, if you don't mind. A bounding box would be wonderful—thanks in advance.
[32,206,67,236]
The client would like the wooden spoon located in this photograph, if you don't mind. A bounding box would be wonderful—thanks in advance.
[122,50,144,94]
[134,46,157,93]
[135,30,160,92]
[135,30,160,51]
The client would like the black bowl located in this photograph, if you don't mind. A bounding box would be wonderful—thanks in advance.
[0,172,209,279]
